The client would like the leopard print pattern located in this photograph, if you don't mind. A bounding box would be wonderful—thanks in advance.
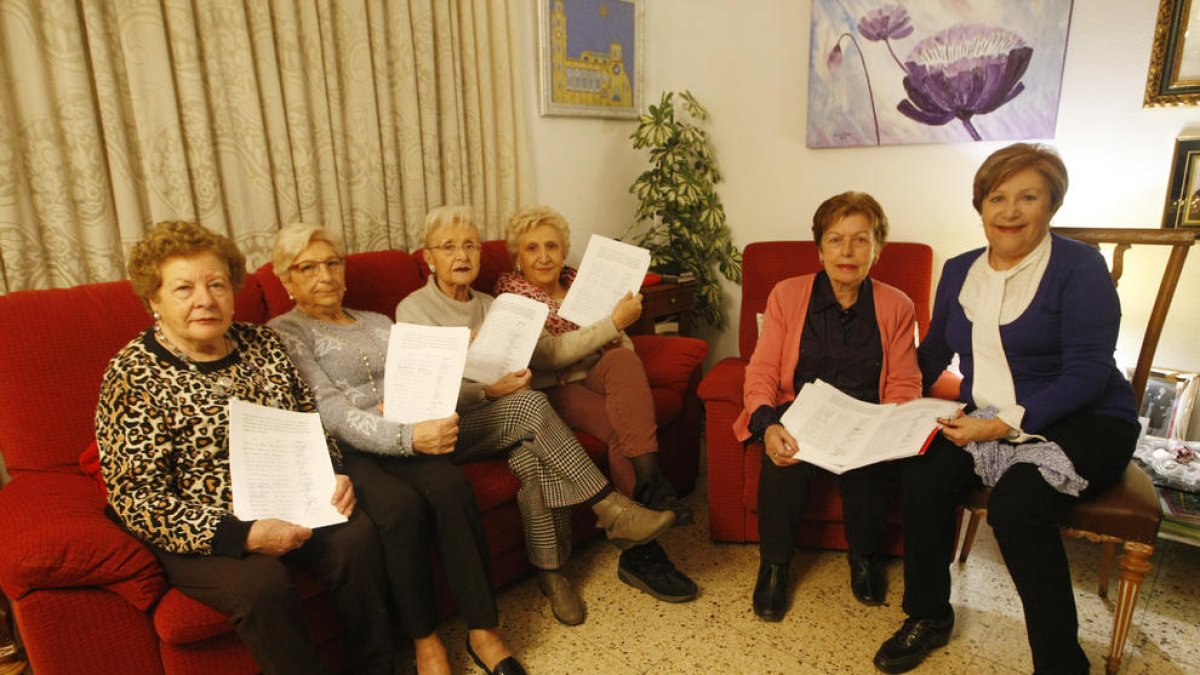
[95,322,342,555]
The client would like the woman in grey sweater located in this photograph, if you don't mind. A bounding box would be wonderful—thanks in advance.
[269,224,524,675]
[395,206,676,627]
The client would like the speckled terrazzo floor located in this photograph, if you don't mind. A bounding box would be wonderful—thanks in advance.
[418,456,1200,675]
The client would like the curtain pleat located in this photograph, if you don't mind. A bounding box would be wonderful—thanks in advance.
[0,0,532,293]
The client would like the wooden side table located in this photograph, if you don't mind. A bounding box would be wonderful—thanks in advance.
[628,280,697,337]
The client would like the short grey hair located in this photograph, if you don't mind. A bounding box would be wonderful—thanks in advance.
[422,206,480,246]
[271,223,346,280]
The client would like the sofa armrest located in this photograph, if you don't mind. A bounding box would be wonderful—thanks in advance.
[0,472,168,610]
[697,357,747,406]
[930,370,962,401]
[630,335,708,392]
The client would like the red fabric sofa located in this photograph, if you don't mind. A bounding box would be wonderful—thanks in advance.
[697,240,940,551]
[0,241,707,675]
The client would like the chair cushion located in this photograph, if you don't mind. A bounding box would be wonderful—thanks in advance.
[0,473,168,610]
[963,462,1162,544]
[1059,463,1162,544]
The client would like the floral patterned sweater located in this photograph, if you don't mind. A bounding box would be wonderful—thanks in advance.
[95,323,342,557]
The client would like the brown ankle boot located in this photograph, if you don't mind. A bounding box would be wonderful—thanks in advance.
[591,491,676,549]
[536,569,585,626]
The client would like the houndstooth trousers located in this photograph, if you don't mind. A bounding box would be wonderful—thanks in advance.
[453,389,609,570]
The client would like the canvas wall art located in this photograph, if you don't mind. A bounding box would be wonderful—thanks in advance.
[538,0,642,119]
[807,1,1074,148]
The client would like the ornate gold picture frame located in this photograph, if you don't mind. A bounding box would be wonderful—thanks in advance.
[1145,0,1200,107]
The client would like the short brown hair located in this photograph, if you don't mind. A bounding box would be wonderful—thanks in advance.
[505,206,571,260]
[972,143,1068,214]
[811,192,889,251]
[127,221,246,307]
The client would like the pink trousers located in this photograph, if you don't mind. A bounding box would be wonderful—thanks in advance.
[547,347,658,496]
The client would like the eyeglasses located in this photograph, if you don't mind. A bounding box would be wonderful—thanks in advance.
[290,257,345,278]
[430,241,482,256]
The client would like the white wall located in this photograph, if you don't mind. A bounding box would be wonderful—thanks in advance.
[520,1,1200,438]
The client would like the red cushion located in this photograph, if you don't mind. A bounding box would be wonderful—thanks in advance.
[79,439,108,498]
[0,473,167,609]
[630,335,709,392]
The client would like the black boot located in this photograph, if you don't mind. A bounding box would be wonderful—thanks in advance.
[848,552,886,606]
[873,609,954,673]
[634,473,693,526]
[752,560,789,621]
[618,541,698,602]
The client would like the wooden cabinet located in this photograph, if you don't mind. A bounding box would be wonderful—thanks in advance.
[627,280,697,337]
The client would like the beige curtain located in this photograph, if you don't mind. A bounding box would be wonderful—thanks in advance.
[0,0,532,293]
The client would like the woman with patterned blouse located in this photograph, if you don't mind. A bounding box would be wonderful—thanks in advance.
[268,223,524,675]
[496,205,698,606]
[95,221,392,675]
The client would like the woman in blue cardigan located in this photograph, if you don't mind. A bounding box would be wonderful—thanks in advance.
[873,144,1138,675]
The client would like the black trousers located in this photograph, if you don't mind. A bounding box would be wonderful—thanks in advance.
[343,450,498,637]
[757,448,898,564]
[153,510,393,675]
[900,412,1136,675]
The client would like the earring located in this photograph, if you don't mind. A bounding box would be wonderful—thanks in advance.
[287,294,294,300]
[429,264,436,273]
[515,262,522,274]
[152,310,162,334]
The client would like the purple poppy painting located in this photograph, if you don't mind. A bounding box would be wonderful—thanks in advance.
[807,1,1073,148]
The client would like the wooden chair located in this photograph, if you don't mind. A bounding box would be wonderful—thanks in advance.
[954,227,1197,674]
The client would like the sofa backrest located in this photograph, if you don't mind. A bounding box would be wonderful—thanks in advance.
[0,241,515,476]
[737,241,933,359]
[0,276,267,475]
[256,249,427,320]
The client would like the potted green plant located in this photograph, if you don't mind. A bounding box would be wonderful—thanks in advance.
[624,90,742,329]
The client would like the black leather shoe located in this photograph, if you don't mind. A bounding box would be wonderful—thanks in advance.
[466,638,528,675]
[752,560,789,621]
[618,541,699,602]
[635,473,694,526]
[849,552,886,606]
[873,609,954,673]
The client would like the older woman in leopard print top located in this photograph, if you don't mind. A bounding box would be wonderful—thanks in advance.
[95,221,393,675]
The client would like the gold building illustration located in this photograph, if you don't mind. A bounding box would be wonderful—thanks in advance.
[550,0,633,109]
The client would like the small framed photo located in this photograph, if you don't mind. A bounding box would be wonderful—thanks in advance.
[537,0,643,119]
[1137,368,1199,439]
[1160,134,1200,228]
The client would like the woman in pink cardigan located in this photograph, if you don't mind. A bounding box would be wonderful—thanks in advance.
[735,192,921,621]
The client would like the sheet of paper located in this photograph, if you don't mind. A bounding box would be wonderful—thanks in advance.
[557,234,651,327]
[228,398,347,528]
[780,380,891,473]
[383,323,469,423]
[463,293,550,384]
[778,380,964,473]
[863,397,965,463]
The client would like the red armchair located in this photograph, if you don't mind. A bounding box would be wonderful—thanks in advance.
[0,241,706,675]
[697,240,934,551]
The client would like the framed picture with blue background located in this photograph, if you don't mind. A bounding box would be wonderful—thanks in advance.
[538,0,643,118]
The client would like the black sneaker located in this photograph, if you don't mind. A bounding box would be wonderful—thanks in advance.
[873,609,954,673]
[617,541,698,602]
[634,474,694,526]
